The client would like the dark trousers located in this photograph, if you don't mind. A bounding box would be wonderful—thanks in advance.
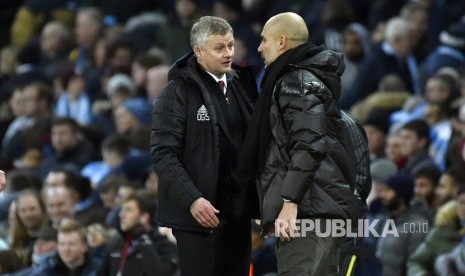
[277,230,340,275]
[173,219,251,276]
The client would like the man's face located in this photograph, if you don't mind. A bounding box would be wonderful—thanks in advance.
[378,184,395,205]
[45,189,74,225]
[435,174,455,205]
[113,105,136,134]
[393,34,414,58]
[414,176,435,203]
[58,232,87,268]
[385,135,404,162]
[131,63,147,88]
[119,200,142,231]
[343,32,364,61]
[67,76,85,98]
[75,13,100,48]
[22,85,40,116]
[10,88,25,117]
[99,190,117,208]
[378,184,402,211]
[363,125,386,157]
[195,32,234,78]
[412,10,428,34]
[101,149,123,168]
[399,129,423,157]
[40,25,62,56]
[110,48,132,69]
[52,124,78,153]
[17,195,44,230]
[258,23,280,67]
[425,78,449,103]
[176,0,197,19]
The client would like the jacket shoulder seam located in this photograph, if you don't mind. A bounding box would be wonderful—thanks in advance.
[279,78,326,96]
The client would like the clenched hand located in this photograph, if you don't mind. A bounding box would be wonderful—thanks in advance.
[276,202,298,242]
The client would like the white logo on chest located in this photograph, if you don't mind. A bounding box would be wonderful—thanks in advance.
[197,105,210,121]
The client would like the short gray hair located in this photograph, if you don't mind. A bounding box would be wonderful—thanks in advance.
[42,21,71,42]
[384,17,414,43]
[190,16,233,49]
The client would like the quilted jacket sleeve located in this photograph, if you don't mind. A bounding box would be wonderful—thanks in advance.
[150,80,202,210]
[277,77,329,203]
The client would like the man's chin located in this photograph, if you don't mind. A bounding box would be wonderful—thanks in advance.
[222,66,232,73]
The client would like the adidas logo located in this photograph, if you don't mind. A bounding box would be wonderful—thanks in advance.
[196,105,210,121]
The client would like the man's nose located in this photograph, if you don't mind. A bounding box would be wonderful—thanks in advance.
[225,47,233,57]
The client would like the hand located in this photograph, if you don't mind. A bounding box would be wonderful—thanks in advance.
[0,170,5,193]
[190,197,220,228]
[275,202,298,242]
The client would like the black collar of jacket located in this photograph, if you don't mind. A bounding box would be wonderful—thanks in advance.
[175,53,242,147]
[168,52,238,83]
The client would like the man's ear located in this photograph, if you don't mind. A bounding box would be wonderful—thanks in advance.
[277,35,287,51]
[194,46,202,57]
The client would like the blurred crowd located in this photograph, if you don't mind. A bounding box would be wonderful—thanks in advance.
[0,0,463,275]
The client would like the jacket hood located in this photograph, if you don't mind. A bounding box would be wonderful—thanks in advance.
[435,200,465,235]
[435,200,458,227]
[344,23,372,58]
[297,48,345,100]
[167,52,195,81]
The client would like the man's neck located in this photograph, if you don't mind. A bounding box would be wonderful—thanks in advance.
[205,70,225,81]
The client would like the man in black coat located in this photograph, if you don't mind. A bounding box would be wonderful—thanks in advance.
[240,12,365,275]
[99,192,178,276]
[151,16,257,276]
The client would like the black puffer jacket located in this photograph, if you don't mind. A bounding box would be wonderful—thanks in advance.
[258,48,364,232]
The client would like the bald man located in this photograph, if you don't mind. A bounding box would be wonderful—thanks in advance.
[239,12,365,275]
